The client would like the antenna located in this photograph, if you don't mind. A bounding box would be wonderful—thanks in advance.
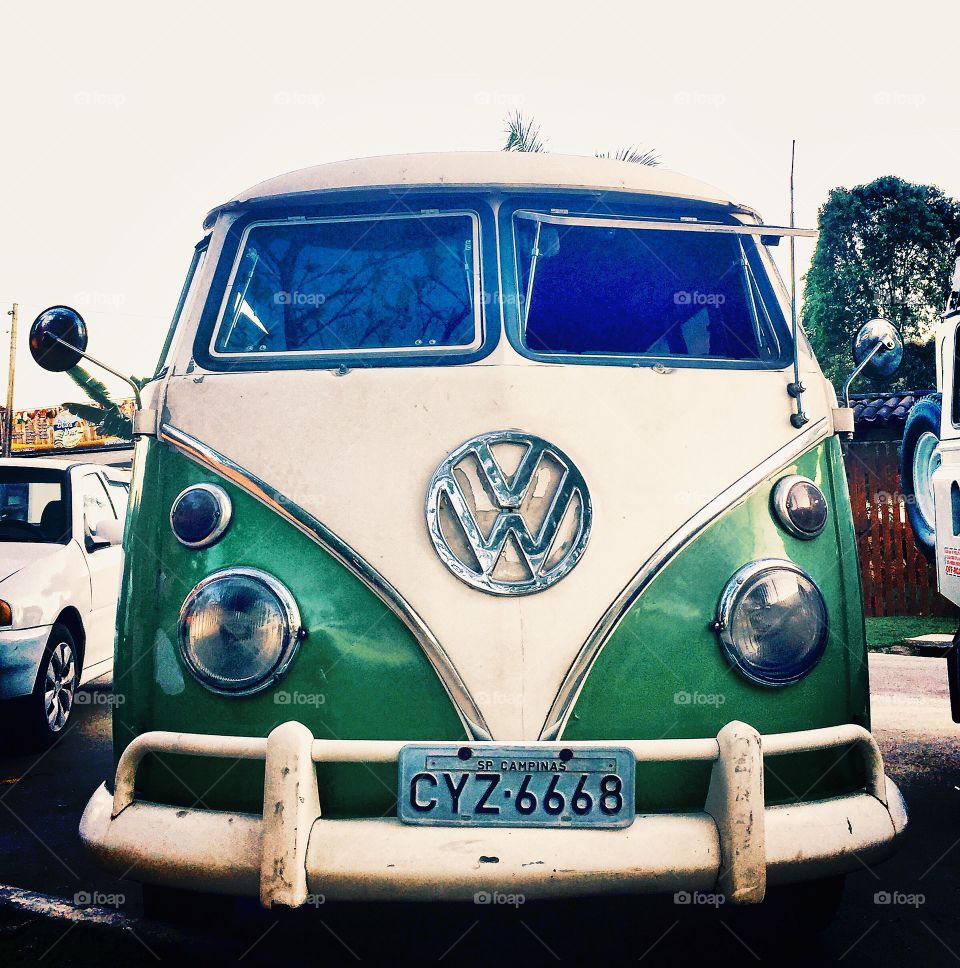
[787,140,808,428]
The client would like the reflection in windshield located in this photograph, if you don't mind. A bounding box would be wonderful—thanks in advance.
[215,214,478,355]
[0,470,70,544]
[515,216,786,363]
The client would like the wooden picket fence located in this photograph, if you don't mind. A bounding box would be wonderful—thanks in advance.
[842,440,956,617]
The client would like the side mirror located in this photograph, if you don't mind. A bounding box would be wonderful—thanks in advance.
[29,306,88,372]
[87,517,123,550]
[843,318,904,412]
[852,318,904,380]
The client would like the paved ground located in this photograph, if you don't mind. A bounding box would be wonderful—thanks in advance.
[0,655,958,965]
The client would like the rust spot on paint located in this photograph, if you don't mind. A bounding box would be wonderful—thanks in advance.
[175,810,188,818]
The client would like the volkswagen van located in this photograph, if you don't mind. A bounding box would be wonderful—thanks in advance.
[30,153,908,917]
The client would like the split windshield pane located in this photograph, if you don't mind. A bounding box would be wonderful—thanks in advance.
[214,214,479,356]
[514,215,786,363]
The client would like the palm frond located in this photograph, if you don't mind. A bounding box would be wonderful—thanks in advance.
[503,111,546,153]
[62,365,143,443]
[595,146,660,166]
[66,366,114,407]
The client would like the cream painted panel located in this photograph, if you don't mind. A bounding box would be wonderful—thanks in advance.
[165,362,826,739]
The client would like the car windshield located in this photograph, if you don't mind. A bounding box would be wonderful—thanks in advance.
[514,213,787,364]
[213,212,480,357]
[0,468,70,544]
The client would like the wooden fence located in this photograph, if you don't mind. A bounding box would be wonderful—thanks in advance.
[842,440,957,617]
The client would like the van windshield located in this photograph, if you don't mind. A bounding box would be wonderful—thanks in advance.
[0,468,70,544]
[213,213,480,357]
[514,213,787,364]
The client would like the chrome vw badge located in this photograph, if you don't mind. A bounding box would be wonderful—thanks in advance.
[426,430,592,595]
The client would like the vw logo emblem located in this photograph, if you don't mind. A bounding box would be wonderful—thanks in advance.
[425,430,592,596]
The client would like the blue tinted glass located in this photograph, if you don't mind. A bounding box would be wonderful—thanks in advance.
[216,215,477,354]
[516,218,784,362]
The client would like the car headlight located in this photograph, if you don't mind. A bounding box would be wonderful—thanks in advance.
[714,559,828,687]
[178,568,304,696]
[771,475,828,539]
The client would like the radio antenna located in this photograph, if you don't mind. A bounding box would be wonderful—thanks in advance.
[788,139,808,428]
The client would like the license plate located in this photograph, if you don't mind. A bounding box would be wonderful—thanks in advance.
[398,745,635,828]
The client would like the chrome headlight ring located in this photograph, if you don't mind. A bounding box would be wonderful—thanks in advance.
[178,567,304,697]
[170,483,233,549]
[714,558,829,688]
[771,475,828,540]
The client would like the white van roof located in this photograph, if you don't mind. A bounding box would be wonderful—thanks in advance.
[209,152,745,224]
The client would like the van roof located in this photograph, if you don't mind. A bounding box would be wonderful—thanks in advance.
[208,152,747,225]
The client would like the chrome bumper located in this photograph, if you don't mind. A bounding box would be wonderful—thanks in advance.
[80,720,907,908]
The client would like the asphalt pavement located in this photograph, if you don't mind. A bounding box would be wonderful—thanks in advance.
[0,654,958,966]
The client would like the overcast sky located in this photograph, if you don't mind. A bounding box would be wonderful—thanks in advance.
[1,0,956,407]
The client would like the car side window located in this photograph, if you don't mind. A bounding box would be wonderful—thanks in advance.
[106,480,130,517]
[79,474,117,535]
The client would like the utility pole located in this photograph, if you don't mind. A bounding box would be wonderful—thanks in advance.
[4,304,17,458]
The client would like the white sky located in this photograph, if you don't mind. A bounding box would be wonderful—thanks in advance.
[1,0,957,407]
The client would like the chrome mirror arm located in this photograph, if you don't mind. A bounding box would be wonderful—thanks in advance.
[52,335,142,409]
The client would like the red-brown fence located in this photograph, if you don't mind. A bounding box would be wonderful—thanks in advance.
[842,440,957,617]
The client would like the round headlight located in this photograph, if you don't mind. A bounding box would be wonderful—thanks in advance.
[171,484,232,548]
[715,559,828,687]
[771,476,828,539]
[178,568,303,696]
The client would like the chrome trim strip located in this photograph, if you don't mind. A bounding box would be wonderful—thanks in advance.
[539,418,831,740]
[159,423,492,741]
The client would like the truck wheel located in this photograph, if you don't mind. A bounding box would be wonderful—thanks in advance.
[900,394,942,561]
[24,624,80,749]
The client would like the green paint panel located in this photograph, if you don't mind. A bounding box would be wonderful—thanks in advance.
[113,438,466,816]
[563,437,869,810]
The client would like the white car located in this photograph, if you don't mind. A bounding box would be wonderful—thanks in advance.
[0,457,129,746]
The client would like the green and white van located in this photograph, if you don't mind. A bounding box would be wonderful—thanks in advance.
[32,153,908,915]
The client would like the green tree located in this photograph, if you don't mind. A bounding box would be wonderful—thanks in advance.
[804,176,960,391]
[61,367,146,442]
[502,111,659,166]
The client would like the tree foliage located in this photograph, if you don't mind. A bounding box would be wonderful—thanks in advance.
[62,367,147,442]
[502,111,658,165]
[804,176,960,391]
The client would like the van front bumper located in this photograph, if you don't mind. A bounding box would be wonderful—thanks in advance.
[80,720,907,908]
